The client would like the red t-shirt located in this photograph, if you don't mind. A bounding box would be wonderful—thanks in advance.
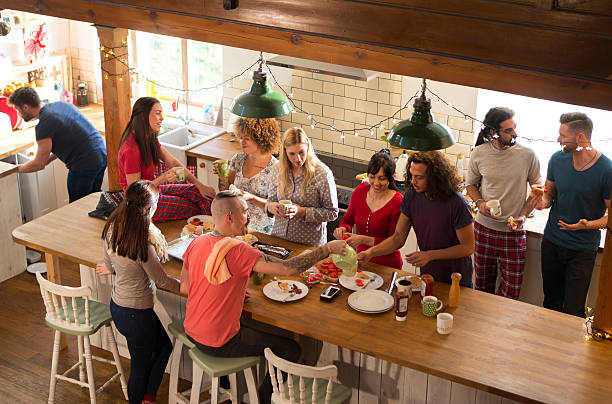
[339,182,403,269]
[183,234,263,347]
[117,133,158,191]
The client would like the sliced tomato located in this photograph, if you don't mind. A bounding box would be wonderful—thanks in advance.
[355,279,364,287]
[328,262,338,269]
[330,271,338,278]
[323,259,333,265]
[342,233,350,240]
[336,268,343,272]
[320,268,329,275]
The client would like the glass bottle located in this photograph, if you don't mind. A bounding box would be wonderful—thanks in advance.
[395,279,412,321]
[449,272,462,308]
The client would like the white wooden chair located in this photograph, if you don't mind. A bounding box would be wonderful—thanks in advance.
[36,272,128,404]
[264,348,351,404]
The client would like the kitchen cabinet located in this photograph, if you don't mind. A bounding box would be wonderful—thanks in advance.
[196,158,220,193]
[0,161,26,282]
[52,159,69,208]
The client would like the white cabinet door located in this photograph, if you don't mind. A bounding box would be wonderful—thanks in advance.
[36,160,57,217]
[197,158,221,192]
[52,159,69,208]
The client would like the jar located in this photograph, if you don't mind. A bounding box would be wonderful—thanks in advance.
[395,279,412,321]
[421,274,434,299]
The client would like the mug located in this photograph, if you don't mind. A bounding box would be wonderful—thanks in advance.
[486,199,501,217]
[279,200,292,215]
[422,296,443,317]
[215,159,229,177]
[174,166,185,183]
[437,313,454,334]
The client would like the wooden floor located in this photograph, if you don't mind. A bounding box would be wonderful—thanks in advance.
[0,259,193,403]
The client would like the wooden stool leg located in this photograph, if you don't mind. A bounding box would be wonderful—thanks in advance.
[77,335,85,382]
[83,336,97,404]
[190,363,204,404]
[229,373,238,403]
[244,367,259,404]
[211,377,220,404]
[168,338,183,404]
[106,324,128,400]
[48,330,61,404]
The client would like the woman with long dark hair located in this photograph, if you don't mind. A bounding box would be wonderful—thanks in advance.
[118,97,215,222]
[98,180,179,404]
[334,149,403,268]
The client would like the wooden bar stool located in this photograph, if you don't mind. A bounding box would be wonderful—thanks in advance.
[188,346,260,404]
[35,272,128,404]
[168,318,231,404]
[265,347,351,404]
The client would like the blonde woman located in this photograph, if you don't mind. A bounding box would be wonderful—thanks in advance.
[266,127,338,246]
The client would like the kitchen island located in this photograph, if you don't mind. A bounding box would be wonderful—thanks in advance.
[12,193,612,404]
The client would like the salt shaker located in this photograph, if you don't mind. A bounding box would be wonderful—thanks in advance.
[448,272,462,308]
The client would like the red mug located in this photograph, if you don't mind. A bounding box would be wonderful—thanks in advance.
[421,274,434,299]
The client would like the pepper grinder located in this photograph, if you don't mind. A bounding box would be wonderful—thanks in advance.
[448,272,462,308]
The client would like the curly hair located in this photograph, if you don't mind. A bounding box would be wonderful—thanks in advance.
[233,117,281,154]
[406,151,461,201]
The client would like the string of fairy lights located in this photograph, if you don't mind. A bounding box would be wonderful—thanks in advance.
[99,43,612,146]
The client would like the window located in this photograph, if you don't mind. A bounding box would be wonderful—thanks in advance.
[130,31,223,124]
[476,89,612,179]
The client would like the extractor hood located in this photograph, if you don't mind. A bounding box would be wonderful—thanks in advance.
[266,55,380,82]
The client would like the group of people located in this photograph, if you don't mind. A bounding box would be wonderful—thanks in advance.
[8,86,611,403]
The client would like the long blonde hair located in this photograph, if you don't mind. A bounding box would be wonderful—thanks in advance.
[278,127,319,199]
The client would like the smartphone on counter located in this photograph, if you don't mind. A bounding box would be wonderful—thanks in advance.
[320,286,341,302]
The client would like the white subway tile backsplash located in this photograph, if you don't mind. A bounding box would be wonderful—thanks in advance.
[303,126,323,139]
[322,129,345,144]
[448,115,475,131]
[344,110,366,125]
[366,114,386,126]
[334,77,356,86]
[390,74,402,81]
[343,134,365,148]
[378,78,402,94]
[311,138,332,153]
[302,78,323,92]
[366,89,389,104]
[332,120,355,131]
[355,100,378,115]
[313,73,335,82]
[291,88,313,102]
[378,72,391,79]
[323,81,344,96]
[354,147,376,162]
[291,76,302,88]
[292,112,312,125]
[293,70,313,78]
[313,92,334,106]
[345,86,366,100]
[323,105,345,120]
[445,143,471,156]
[301,102,323,117]
[334,96,356,110]
[459,130,475,145]
[390,93,401,107]
[377,104,398,118]
[365,138,388,151]
[333,143,354,158]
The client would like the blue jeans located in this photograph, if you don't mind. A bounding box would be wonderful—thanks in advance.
[541,238,597,318]
[110,300,173,404]
[67,163,106,203]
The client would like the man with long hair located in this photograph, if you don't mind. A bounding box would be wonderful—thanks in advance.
[536,112,611,317]
[358,151,475,285]
[9,86,107,202]
[466,107,542,299]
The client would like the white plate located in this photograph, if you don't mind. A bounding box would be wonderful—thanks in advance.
[167,235,197,261]
[348,290,394,313]
[263,280,309,302]
[339,271,383,291]
[186,215,214,229]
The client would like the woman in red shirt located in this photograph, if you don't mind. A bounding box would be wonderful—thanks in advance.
[118,97,215,222]
[334,149,403,268]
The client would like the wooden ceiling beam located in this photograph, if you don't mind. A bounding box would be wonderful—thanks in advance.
[2,0,611,110]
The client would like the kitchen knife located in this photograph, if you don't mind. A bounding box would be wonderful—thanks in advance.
[387,271,397,294]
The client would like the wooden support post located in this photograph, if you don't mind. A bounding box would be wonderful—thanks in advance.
[96,26,131,191]
[593,193,612,333]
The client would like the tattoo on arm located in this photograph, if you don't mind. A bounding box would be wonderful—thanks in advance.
[284,246,328,273]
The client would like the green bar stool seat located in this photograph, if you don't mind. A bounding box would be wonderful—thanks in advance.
[188,346,260,404]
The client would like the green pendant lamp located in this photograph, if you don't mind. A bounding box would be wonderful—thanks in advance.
[387,79,455,151]
[230,54,293,118]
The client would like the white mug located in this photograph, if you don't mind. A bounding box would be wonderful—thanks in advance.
[279,200,292,214]
[486,200,501,217]
[437,313,454,334]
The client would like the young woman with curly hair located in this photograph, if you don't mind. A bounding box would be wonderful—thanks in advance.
[265,127,338,246]
[358,151,474,285]
[217,117,281,233]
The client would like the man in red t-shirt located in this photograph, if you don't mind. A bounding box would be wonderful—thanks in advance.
[180,190,346,403]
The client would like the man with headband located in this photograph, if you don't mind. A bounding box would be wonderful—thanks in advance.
[466,107,542,299]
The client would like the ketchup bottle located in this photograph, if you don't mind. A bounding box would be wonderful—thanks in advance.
[395,279,412,321]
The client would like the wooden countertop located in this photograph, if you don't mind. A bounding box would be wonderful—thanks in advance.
[11,193,612,403]
[0,161,18,180]
[0,104,105,161]
[186,132,242,161]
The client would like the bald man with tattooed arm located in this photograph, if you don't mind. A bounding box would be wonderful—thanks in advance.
[180,190,345,404]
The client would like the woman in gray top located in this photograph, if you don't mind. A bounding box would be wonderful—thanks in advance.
[266,127,338,246]
[98,180,179,404]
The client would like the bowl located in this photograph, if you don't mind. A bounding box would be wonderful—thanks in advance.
[331,245,357,272]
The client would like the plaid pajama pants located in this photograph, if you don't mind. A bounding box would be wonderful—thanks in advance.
[474,221,527,299]
[152,183,212,223]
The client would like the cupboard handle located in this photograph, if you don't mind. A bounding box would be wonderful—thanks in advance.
[199,162,206,168]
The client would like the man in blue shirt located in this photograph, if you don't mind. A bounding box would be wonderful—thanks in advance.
[9,86,107,203]
[537,112,612,317]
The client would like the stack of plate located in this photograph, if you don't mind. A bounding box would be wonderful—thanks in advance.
[347,290,394,314]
